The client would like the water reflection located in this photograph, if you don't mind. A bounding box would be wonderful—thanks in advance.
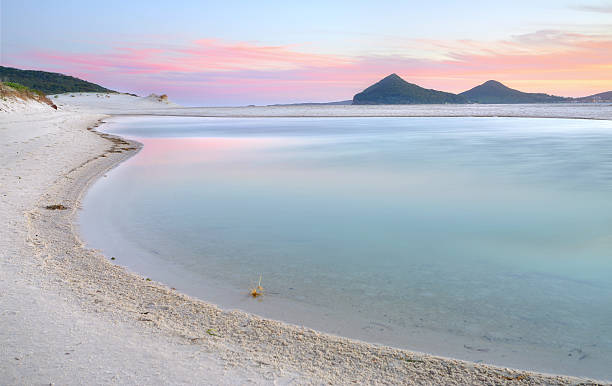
[80,116,612,379]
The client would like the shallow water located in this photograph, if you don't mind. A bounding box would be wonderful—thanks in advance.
[80,116,612,379]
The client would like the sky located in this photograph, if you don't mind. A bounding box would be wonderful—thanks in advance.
[1,0,611,106]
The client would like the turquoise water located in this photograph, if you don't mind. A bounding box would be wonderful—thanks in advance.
[80,116,612,379]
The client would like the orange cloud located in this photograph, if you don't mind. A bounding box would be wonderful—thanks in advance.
[14,30,612,104]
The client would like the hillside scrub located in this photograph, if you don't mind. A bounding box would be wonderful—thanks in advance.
[1,81,57,109]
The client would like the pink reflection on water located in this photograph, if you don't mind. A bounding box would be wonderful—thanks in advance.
[130,136,291,166]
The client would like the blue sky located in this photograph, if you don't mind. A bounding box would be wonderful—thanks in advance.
[2,1,612,105]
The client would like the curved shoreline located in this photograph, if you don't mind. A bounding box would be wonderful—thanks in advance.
[20,112,608,384]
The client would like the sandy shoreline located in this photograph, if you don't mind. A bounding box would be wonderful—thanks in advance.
[2,102,610,384]
[52,92,612,120]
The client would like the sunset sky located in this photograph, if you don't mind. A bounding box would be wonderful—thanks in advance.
[1,0,611,105]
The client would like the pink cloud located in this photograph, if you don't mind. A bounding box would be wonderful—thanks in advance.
[177,39,349,71]
[10,31,612,105]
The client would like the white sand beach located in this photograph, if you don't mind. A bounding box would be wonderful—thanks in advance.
[1,94,610,385]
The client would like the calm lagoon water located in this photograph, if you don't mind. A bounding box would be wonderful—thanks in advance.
[80,116,612,379]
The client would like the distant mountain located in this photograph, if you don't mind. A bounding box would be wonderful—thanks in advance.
[0,66,115,94]
[353,74,466,105]
[459,80,568,104]
[575,91,612,103]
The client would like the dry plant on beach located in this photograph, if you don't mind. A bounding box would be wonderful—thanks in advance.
[44,204,68,210]
[250,275,264,298]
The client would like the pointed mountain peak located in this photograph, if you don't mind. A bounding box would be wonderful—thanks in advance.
[379,73,405,83]
[483,79,503,85]
[481,80,509,89]
[353,74,466,105]
[385,73,402,80]
[459,79,567,103]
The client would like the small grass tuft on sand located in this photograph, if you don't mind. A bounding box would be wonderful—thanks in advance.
[44,204,68,210]
[250,275,264,298]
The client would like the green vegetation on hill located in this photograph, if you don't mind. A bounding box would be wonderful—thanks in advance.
[4,81,31,92]
[0,66,114,94]
[0,81,57,108]
[353,74,467,105]
[3,81,47,98]
[459,80,568,104]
